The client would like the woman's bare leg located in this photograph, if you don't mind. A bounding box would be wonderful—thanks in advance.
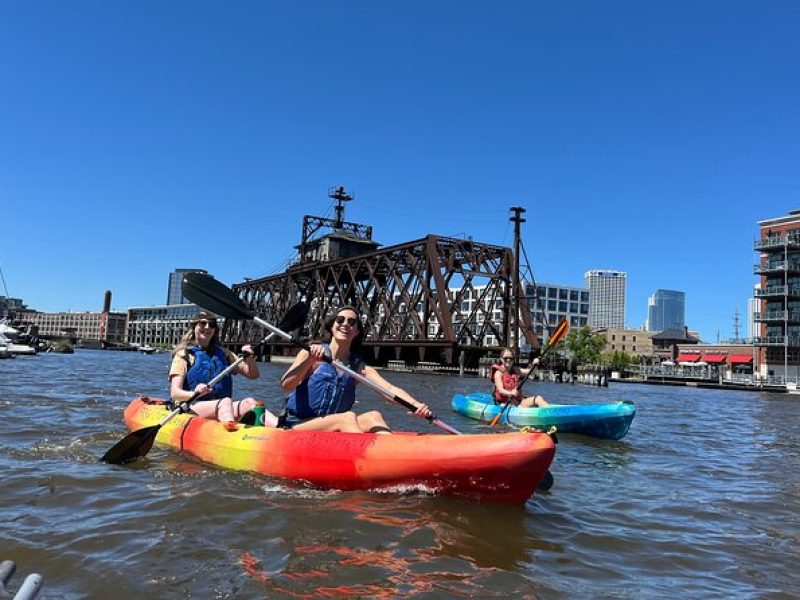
[356,410,391,434]
[520,395,549,408]
[292,411,362,433]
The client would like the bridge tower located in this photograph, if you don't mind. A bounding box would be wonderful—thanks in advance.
[223,190,538,367]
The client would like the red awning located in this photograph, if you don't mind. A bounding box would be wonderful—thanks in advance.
[703,354,728,364]
[676,353,701,363]
[729,354,754,364]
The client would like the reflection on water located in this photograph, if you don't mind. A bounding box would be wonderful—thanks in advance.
[238,494,548,598]
[1,352,799,597]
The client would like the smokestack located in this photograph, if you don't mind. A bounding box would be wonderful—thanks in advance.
[103,290,112,313]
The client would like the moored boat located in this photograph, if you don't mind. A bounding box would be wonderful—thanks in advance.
[452,392,636,440]
[121,397,556,503]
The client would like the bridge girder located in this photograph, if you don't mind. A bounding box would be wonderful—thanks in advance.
[224,234,537,367]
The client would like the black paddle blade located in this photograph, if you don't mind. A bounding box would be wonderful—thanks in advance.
[537,470,555,492]
[182,272,254,319]
[100,425,160,464]
[278,300,309,332]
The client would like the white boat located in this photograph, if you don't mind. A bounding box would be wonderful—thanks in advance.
[138,344,156,354]
[0,322,38,356]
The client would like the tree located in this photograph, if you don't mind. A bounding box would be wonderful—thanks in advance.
[603,350,634,370]
[565,326,606,365]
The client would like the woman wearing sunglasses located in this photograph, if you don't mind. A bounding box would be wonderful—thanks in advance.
[492,348,550,408]
[169,311,278,431]
[279,306,432,433]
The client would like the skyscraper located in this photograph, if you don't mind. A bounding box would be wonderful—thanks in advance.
[585,269,626,329]
[646,289,685,332]
[166,268,207,305]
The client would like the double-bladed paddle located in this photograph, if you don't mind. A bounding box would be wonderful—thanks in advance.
[182,272,462,435]
[489,317,570,427]
[100,301,309,464]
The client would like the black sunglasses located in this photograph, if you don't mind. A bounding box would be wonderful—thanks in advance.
[196,319,217,328]
[335,315,359,326]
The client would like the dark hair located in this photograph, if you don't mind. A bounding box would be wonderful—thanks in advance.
[323,305,364,356]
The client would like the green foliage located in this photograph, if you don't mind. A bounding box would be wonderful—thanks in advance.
[565,326,607,365]
[603,350,634,370]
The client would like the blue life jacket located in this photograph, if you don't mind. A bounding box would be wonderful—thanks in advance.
[285,345,361,420]
[184,345,233,399]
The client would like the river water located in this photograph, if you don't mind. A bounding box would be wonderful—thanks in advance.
[1,350,798,599]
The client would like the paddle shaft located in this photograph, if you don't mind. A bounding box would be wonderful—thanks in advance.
[516,319,570,391]
[251,316,461,435]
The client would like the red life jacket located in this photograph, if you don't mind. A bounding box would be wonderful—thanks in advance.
[491,364,520,402]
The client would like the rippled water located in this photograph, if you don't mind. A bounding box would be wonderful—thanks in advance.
[1,350,799,598]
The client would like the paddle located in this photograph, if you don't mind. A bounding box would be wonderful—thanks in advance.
[517,317,569,391]
[182,272,462,435]
[100,301,309,464]
[489,317,570,427]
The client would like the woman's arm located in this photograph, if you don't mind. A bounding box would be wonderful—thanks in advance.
[280,345,326,392]
[169,373,210,403]
[361,365,432,418]
[169,353,209,403]
[235,345,260,379]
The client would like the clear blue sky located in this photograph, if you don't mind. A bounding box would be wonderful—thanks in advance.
[1,1,798,343]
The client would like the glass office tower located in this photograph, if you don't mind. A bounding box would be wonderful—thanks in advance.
[166,268,207,305]
[646,289,685,332]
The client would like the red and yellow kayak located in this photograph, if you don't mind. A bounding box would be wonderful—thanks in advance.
[123,397,555,503]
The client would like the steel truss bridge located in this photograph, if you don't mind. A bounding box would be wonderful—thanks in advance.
[223,234,537,368]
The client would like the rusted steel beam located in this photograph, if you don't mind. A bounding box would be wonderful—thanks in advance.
[224,234,537,367]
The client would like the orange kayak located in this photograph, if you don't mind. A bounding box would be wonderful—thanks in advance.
[123,397,556,503]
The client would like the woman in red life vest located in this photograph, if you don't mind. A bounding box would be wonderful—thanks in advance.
[491,348,550,408]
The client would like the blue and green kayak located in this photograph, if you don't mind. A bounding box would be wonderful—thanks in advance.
[451,392,636,440]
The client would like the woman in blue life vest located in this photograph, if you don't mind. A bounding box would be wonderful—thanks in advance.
[279,306,432,433]
[169,311,278,431]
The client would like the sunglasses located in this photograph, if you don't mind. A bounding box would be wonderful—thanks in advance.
[196,320,217,328]
[502,356,514,361]
[335,315,359,326]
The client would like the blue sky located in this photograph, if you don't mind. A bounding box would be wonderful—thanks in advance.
[1,1,798,343]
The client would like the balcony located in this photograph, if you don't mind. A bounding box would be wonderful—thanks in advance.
[753,311,800,323]
[754,260,800,274]
[753,285,800,298]
[754,233,800,251]
[753,335,800,347]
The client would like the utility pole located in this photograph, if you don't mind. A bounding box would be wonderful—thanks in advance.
[733,307,740,342]
[510,206,526,355]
